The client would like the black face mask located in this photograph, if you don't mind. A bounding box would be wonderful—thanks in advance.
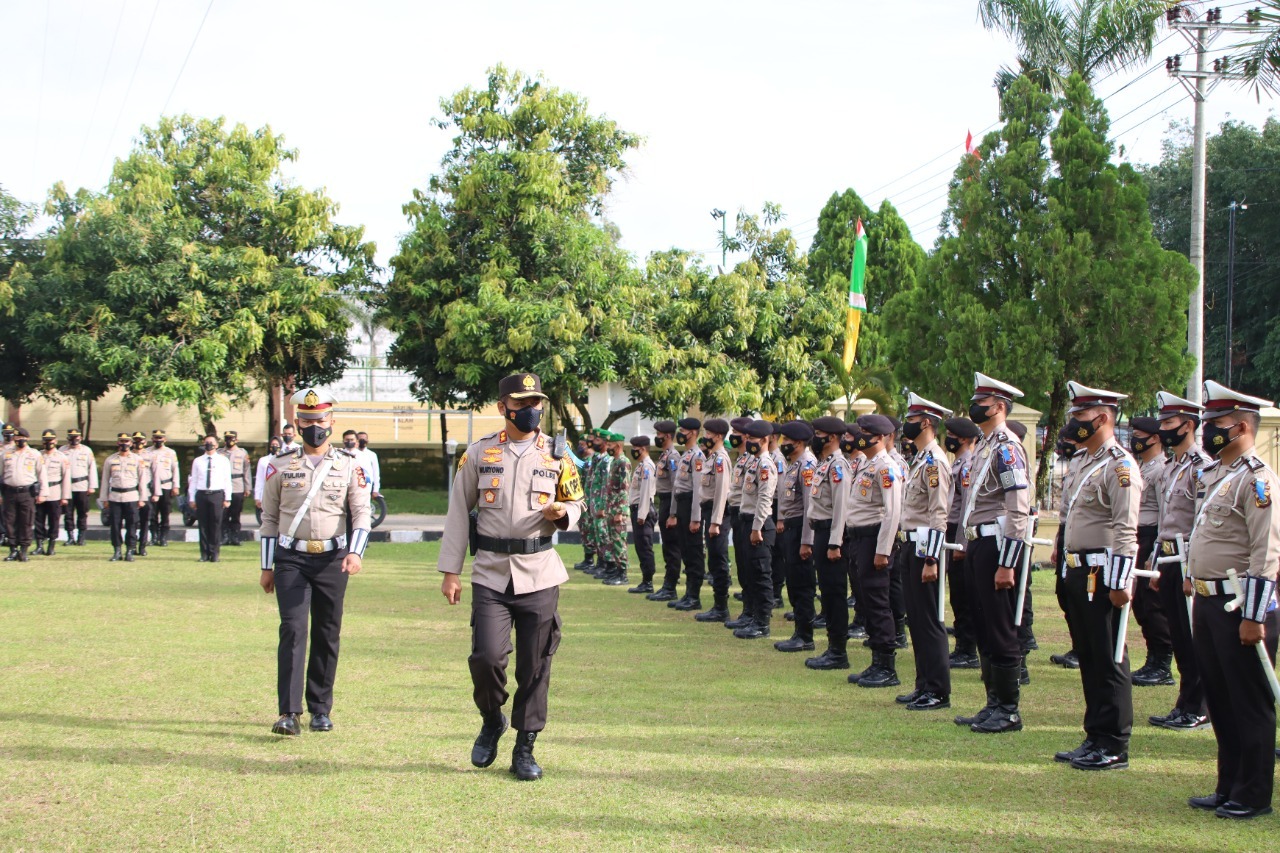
[358,440,368,449]
[1203,422,1238,457]
[840,438,857,454]
[269,446,281,455]
[1130,436,1154,455]
[780,442,796,457]
[68,437,80,446]
[655,436,667,448]
[591,441,605,453]
[969,402,994,424]
[1065,415,1100,442]
[728,435,743,449]
[699,437,714,451]
[856,434,877,452]
[900,439,916,457]
[745,441,761,455]
[44,441,56,450]
[506,406,542,434]
[122,443,135,453]
[676,433,688,446]
[14,439,27,448]
[1056,441,1078,458]
[301,425,331,448]
[153,440,164,448]
[629,448,642,460]
[1158,424,1188,448]
[944,436,962,454]
[901,420,924,441]
[203,443,217,453]
[344,440,357,449]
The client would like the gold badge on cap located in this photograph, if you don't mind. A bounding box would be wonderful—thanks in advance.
[304,390,320,407]
[522,375,535,390]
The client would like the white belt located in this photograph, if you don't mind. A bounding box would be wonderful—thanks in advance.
[278,533,347,554]
[1192,578,1224,596]
[964,523,1001,541]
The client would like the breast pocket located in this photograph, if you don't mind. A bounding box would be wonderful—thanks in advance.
[1206,502,1232,528]
[478,474,505,510]
[530,478,554,511]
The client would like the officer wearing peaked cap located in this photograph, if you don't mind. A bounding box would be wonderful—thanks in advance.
[148,430,181,547]
[1184,381,1280,819]
[2,428,46,562]
[60,428,96,546]
[943,417,983,669]
[33,429,70,556]
[1127,415,1174,688]
[647,420,683,601]
[100,432,149,562]
[130,431,154,554]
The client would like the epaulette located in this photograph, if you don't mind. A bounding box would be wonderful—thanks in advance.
[924,450,935,466]
[274,447,300,458]
[336,448,355,458]
[1246,455,1265,472]
[1107,445,1126,459]
[991,429,1009,443]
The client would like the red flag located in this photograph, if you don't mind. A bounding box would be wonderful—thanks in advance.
[965,130,973,154]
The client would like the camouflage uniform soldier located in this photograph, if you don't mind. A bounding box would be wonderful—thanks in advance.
[601,432,632,586]
[587,430,613,579]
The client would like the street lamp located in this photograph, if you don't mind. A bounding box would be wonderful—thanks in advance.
[445,438,459,503]
[1225,200,1246,385]
[710,208,727,270]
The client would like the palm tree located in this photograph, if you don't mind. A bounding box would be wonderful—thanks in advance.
[977,0,1170,94]
[1224,2,1280,96]
[821,354,899,418]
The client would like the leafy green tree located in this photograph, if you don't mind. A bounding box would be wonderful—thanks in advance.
[0,183,43,405]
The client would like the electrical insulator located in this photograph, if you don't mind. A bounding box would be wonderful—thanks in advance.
[1166,5,1180,23]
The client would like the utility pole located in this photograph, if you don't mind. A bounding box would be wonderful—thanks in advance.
[1167,4,1259,402]
[710,208,727,270]
[1225,199,1246,384]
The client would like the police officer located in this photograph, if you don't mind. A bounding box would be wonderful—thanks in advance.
[1052,382,1141,771]
[846,414,904,687]
[646,420,682,601]
[943,417,983,669]
[692,419,733,623]
[254,436,284,514]
[189,436,232,563]
[725,416,754,622]
[3,428,45,562]
[1128,416,1174,687]
[885,415,911,649]
[774,421,818,652]
[1005,418,1038,674]
[1147,392,1209,731]
[146,430,181,546]
[601,432,631,587]
[1049,425,1085,671]
[260,388,372,737]
[1185,381,1279,820]
[438,372,583,781]
[627,435,657,594]
[61,428,97,546]
[767,425,789,608]
[668,418,706,612]
[840,423,868,641]
[802,416,853,670]
[99,433,149,562]
[130,431,153,553]
[220,431,252,546]
[34,430,70,556]
[895,395,953,709]
[953,373,1031,734]
[732,419,778,639]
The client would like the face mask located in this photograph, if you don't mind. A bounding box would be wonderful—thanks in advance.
[728,435,743,449]
[901,421,924,441]
[358,440,368,449]
[120,443,133,452]
[811,436,830,455]
[69,437,80,446]
[14,438,27,447]
[301,424,332,447]
[780,442,796,457]
[505,406,542,434]
[1130,436,1154,455]
[1065,415,1100,442]
[44,440,56,450]
[676,433,688,446]
[224,439,235,448]
[745,441,761,455]
[839,438,857,454]
[969,402,993,424]
[655,436,667,448]
[344,439,357,449]
[629,448,642,460]
[944,436,962,454]
[591,440,605,453]
[856,434,877,452]
[699,438,714,451]
[203,443,217,453]
[1056,441,1078,458]
[1203,422,1238,457]
[270,446,281,455]
[153,440,164,448]
[1158,424,1187,448]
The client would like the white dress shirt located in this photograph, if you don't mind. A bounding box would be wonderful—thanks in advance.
[254,454,276,501]
[188,452,233,504]
[353,446,381,493]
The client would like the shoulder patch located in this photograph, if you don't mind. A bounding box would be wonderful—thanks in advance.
[715,458,725,473]
[1256,478,1272,508]
[695,458,704,472]
[832,465,844,483]
[264,463,277,481]
[880,467,894,489]
[1116,460,1131,488]
[760,466,769,481]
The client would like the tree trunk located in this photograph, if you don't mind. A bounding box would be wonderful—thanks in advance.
[600,401,644,431]
[439,409,449,486]
[1036,384,1069,507]
[199,402,217,439]
[85,401,92,442]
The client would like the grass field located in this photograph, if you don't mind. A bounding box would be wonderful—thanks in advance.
[379,488,450,515]
[0,542,1272,850]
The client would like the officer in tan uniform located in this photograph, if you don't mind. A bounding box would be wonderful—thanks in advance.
[1128,416,1174,687]
[130,431,154,554]
[34,430,70,556]
[944,417,983,669]
[3,428,46,562]
[98,433,150,562]
[647,420,683,601]
[693,419,733,624]
[438,372,584,782]
[148,430,181,546]
[60,428,97,546]
[1053,382,1141,772]
[895,395,954,710]
[259,388,371,737]
[1147,391,1209,731]
[1049,425,1085,672]
[725,416,754,624]
[774,420,818,652]
[220,431,252,547]
[1185,381,1280,820]
[667,418,706,611]
[732,420,779,639]
[802,416,853,670]
[627,435,657,594]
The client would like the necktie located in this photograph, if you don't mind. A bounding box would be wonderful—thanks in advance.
[206,457,211,489]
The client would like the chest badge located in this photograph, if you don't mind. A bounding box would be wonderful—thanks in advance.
[484,490,496,504]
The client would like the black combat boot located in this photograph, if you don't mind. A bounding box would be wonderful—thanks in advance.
[603,565,629,586]
[17,546,29,563]
[76,530,85,546]
[628,579,654,594]
[46,540,56,556]
[4,548,19,562]
[510,731,543,781]
[573,552,595,571]
[774,634,815,652]
[647,586,677,602]
[694,596,730,623]
[857,651,901,688]
[894,619,909,649]
[471,712,508,768]
[109,547,123,562]
[672,583,702,611]
[125,547,136,563]
[725,608,754,629]
[734,612,770,639]
[1132,651,1174,686]
[970,664,1024,734]
[33,539,44,556]
[955,658,997,726]
[137,541,148,557]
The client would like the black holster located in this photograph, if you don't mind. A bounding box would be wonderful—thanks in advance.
[469,510,479,556]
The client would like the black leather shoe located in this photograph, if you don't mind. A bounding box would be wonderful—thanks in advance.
[805,649,850,670]
[784,611,795,621]
[1155,710,1210,730]
[1070,748,1128,771]
[271,713,301,736]
[813,615,827,629]
[856,654,900,688]
[109,548,123,562]
[509,731,542,781]
[848,625,868,640]
[733,623,770,639]
[724,611,753,629]
[895,689,922,705]
[671,596,701,612]
[1188,793,1228,811]
[774,635,814,652]
[1215,801,1272,820]
[647,587,677,601]
[627,581,654,594]
[971,706,1023,734]
[1132,666,1174,686]
[471,713,509,768]
[906,692,950,711]
[732,591,744,601]
[949,651,980,669]
[1054,740,1096,763]
[125,549,136,562]
[1050,651,1080,669]
[693,605,729,623]
[309,714,333,732]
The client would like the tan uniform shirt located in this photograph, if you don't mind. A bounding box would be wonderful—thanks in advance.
[961,425,1031,542]
[628,455,656,520]
[656,446,680,498]
[946,449,974,529]
[901,440,951,533]
[220,446,253,495]
[38,450,71,501]
[1062,439,1141,560]
[846,449,904,556]
[801,451,851,547]
[740,453,777,530]
[260,447,372,543]
[2,446,46,490]
[778,449,818,520]
[59,444,99,492]
[1155,446,1207,542]
[98,452,151,504]
[438,430,585,595]
[1187,451,1280,583]
[696,447,732,525]
[149,446,181,495]
[728,452,750,509]
[1137,455,1163,527]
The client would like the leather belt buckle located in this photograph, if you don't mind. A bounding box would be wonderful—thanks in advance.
[963,526,977,541]
[1066,553,1082,569]
[897,531,908,543]
[1194,579,1210,597]
[1160,540,1175,556]
[306,540,325,554]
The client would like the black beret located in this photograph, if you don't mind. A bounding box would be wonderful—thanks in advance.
[703,417,730,436]
[1006,420,1027,440]
[1129,416,1160,434]
[744,419,773,438]
[944,417,982,439]
[629,435,651,447]
[1057,424,1079,442]
[857,414,894,436]
[677,417,701,431]
[778,420,814,441]
[884,416,901,432]
[653,420,677,434]
[811,416,847,436]
[842,420,861,435]
[729,416,753,432]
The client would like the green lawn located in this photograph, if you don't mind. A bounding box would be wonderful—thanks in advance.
[0,543,1270,850]
[379,487,450,515]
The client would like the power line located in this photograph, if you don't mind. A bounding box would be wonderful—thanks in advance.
[76,0,129,175]
[100,0,162,175]
[33,0,51,173]
[160,0,216,116]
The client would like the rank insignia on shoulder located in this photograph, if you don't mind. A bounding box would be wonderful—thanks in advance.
[1108,445,1126,459]
[1256,478,1271,508]
[1116,461,1130,487]
[880,468,894,489]
[1246,455,1265,472]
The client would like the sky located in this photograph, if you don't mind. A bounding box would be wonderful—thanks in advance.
[3,0,1276,273]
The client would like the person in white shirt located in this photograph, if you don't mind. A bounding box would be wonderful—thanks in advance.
[280,424,300,454]
[355,432,382,498]
[188,435,232,563]
[255,436,283,509]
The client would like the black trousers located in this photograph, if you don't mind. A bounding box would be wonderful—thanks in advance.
[946,522,976,654]
[223,492,246,543]
[902,546,950,696]
[136,500,151,545]
[34,500,62,543]
[771,515,786,603]
[195,491,225,560]
[813,526,848,654]
[675,493,704,593]
[781,517,814,638]
[65,491,90,535]
[1155,549,1204,714]
[630,505,655,582]
[2,489,35,547]
[729,507,746,594]
[739,514,775,621]
[1062,561,1132,753]
[850,525,894,653]
[274,548,349,716]
[107,501,138,550]
[966,535,1020,668]
[702,501,730,598]
[657,492,678,588]
[470,581,561,733]
[152,491,173,541]
[1132,525,1171,657]
[1194,595,1278,809]
[889,541,906,626]
[1017,585,1036,651]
